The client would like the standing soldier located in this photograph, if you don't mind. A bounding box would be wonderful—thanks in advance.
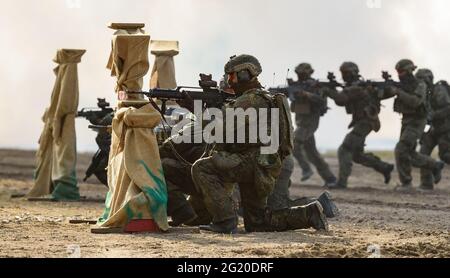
[289,63,337,186]
[416,69,449,191]
[191,55,328,233]
[297,147,314,181]
[386,60,445,190]
[326,62,395,189]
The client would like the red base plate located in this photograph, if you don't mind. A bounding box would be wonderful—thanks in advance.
[124,219,160,233]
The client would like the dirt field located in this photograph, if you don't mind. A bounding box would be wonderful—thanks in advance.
[0,149,449,258]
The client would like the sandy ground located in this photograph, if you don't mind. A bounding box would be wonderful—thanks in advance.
[0,148,449,258]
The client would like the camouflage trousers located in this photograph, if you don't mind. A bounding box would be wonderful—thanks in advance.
[293,115,335,182]
[162,158,197,219]
[294,145,312,175]
[420,130,450,187]
[267,155,316,210]
[338,121,392,186]
[395,118,438,185]
[192,150,315,232]
[162,157,213,225]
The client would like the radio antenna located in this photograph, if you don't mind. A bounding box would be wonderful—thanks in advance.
[285,69,290,86]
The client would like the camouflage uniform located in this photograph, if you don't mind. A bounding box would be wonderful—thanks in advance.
[417,70,450,189]
[289,63,336,185]
[192,88,287,232]
[159,120,216,226]
[267,154,339,218]
[327,62,394,188]
[267,154,316,210]
[388,60,443,188]
[162,117,330,227]
[267,155,296,209]
[192,55,328,233]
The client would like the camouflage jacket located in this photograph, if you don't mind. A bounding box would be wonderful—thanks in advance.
[390,80,428,120]
[219,88,273,154]
[327,80,390,132]
[288,78,328,117]
[219,88,282,195]
[429,81,450,134]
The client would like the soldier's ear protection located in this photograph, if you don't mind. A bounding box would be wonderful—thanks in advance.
[237,70,252,82]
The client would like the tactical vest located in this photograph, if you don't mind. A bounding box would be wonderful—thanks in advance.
[291,79,328,116]
[393,82,427,116]
[343,84,382,131]
[344,86,379,116]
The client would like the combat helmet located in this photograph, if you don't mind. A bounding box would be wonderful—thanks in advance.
[396,59,417,73]
[224,54,262,79]
[415,68,434,87]
[295,63,314,75]
[340,62,360,75]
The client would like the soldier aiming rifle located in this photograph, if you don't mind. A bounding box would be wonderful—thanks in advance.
[77,98,114,186]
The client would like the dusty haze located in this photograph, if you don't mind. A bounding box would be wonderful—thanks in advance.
[1,0,450,151]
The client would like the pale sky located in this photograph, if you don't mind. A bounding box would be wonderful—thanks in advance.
[1,0,450,151]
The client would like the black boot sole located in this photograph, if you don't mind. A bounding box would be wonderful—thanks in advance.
[318,191,340,218]
[313,202,329,232]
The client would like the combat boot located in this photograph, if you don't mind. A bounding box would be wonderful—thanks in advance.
[283,202,328,231]
[199,217,238,234]
[394,183,414,192]
[432,161,445,184]
[418,184,434,192]
[304,201,329,231]
[265,203,328,232]
[169,205,198,227]
[317,191,340,218]
[323,176,337,188]
[327,179,347,189]
[383,164,395,184]
[301,168,314,182]
[184,215,212,227]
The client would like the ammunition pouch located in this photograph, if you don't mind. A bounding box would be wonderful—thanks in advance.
[394,98,426,116]
[364,105,381,132]
[254,153,282,199]
[293,101,311,115]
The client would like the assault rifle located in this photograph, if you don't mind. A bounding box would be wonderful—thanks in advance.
[359,71,401,90]
[127,74,236,113]
[268,72,343,101]
[77,98,114,125]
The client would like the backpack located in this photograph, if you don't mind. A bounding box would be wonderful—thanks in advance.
[261,92,294,160]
